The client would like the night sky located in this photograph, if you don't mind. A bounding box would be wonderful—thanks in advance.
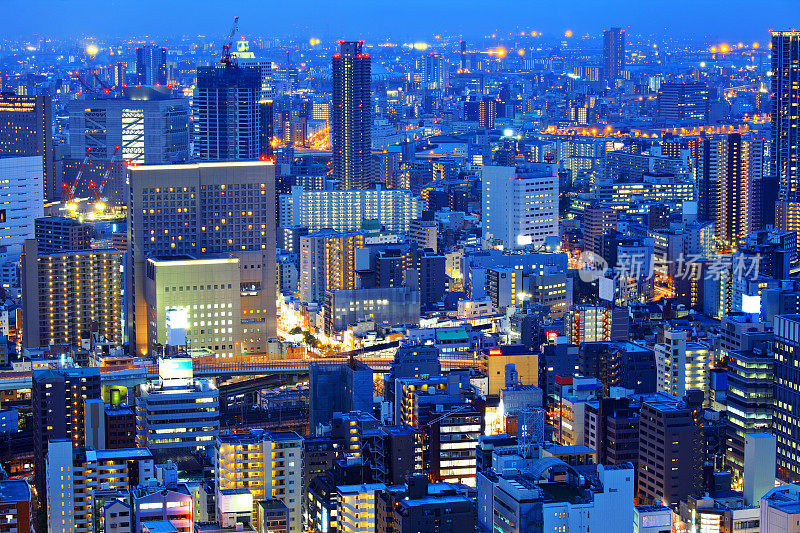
[5,0,799,41]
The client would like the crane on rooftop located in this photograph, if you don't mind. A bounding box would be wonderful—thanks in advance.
[63,147,92,202]
[220,16,240,67]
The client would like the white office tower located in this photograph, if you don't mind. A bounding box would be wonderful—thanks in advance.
[0,156,43,290]
[482,163,559,249]
[135,357,219,458]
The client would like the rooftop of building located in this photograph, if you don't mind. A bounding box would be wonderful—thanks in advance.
[635,504,672,513]
[131,483,191,499]
[90,447,154,462]
[337,483,387,495]
[0,480,30,504]
[33,366,101,380]
[141,520,178,533]
[217,429,302,445]
[483,344,534,356]
[258,498,288,511]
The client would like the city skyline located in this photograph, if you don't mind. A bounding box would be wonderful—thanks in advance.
[5,0,798,41]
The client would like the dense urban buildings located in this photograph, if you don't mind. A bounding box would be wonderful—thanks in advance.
[3,11,799,533]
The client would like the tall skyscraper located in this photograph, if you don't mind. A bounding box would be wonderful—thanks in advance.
[332,41,372,190]
[774,314,800,482]
[657,82,710,123]
[773,31,800,201]
[0,93,54,200]
[135,45,167,86]
[195,64,263,161]
[602,27,625,82]
[21,239,123,348]
[127,161,276,355]
[32,367,101,496]
[695,133,765,247]
[773,31,800,249]
[422,52,446,90]
[478,97,496,130]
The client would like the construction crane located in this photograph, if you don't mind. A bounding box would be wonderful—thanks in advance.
[220,16,240,67]
[73,70,97,95]
[89,146,120,202]
[63,147,92,202]
[91,70,112,95]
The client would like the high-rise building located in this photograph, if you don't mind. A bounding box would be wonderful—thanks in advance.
[772,31,800,202]
[0,93,54,200]
[395,371,482,486]
[657,82,710,123]
[299,230,364,304]
[127,161,276,355]
[481,163,559,249]
[289,185,424,233]
[0,156,43,278]
[637,393,702,507]
[195,65,263,161]
[143,256,251,356]
[332,41,372,190]
[694,133,765,246]
[45,439,154,533]
[773,314,800,482]
[583,204,618,254]
[216,430,303,533]
[478,97,496,130]
[32,367,102,495]
[21,239,123,348]
[602,27,625,82]
[66,87,190,203]
[136,45,167,86]
[308,360,374,434]
[422,52,446,90]
[773,32,800,247]
[726,341,773,483]
[654,329,711,401]
[34,216,92,253]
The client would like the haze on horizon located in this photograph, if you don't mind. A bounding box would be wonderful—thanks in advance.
[5,0,799,42]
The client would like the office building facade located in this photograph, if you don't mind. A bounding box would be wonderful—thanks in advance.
[603,27,625,82]
[0,93,54,200]
[127,161,276,355]
[195,65,263,161]
[21,240,123,348]
[290,185,424,234]
[482,163,559,249]
[216,430,303,533]
[136,45,167,86]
